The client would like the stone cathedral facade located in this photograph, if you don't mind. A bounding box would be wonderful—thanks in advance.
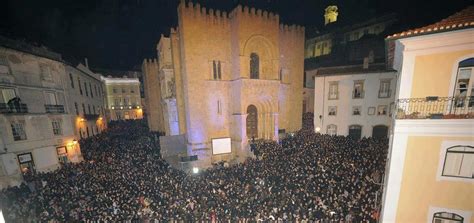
[143,2,304,166]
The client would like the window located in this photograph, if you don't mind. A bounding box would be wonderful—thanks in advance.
[377,105,387,115]
[39,64,52,81]
[82,103,86,115]
[442,146,473,179]
[113,88,117,94]
[217,100,222,114]
[84,82,88,97]
[279,68,283,81]
[11,121,27,141]
[130,87,135,93]
[88,104,91,114]
[353,80,364,99]
[78,77,83,95]
[69,73,74,88]
[433,212,464,223]
[93,105,96,114]
[0,55,10,75]
[44,92,57,105]
[250,53,259,79]
[122,88,126,93]
[453,58,474,108]
[51,119,62,135]
[327,124,337,135]
[89,83,93,98]
[213,60,217,80]
[328,106,337,116]
[379,79,391,98]
[0,88,16,103]
[352,106,361,115]
[114,99,120,106]
[124,98,129,106]
[218,61,222,80]
[74,102,79,115]
[94,85,98,96]
[328,82,339,100]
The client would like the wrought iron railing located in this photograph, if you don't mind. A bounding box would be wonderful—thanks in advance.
[395,96,474,119]
[0,103,28,113]
[45,104,65,113]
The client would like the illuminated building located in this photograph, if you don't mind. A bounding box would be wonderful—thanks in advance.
[381,6,474,223]
[65,62,107,139]
[143,2,305,167]
[0,36,81,188]
[101,76,143,121]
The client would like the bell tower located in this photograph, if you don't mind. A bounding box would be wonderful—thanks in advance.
[324,5,338,25]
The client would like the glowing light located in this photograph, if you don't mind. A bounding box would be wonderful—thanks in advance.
[192,167,199,174]
[73,139,78,145]
[80,118,85,122]
[111,106,115,109]
[315,127,321,132]
[129,106,132,109]
[120,106,123,109]
[137,106,140,109]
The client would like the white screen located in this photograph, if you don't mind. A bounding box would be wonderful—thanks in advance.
[212,138,231,155]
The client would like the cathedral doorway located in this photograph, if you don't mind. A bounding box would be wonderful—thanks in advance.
[246,105,258,138]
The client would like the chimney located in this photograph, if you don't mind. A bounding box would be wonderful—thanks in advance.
[363,57,369,69]
[84,58,89,68]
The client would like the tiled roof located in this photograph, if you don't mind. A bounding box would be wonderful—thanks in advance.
[387,6,474,39]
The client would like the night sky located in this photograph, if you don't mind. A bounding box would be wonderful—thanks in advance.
[1,0,472,70]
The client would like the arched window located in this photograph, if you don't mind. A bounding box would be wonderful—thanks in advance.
[327,124,337,135]
[348,125,362,140]
[454,58,474,108]
[433,212,464,223]
[250,53,259,79]
[246,105,258,138]
[442,145,474,179]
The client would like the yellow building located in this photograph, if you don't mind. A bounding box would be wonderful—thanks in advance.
[381,7,474,223]
[101,76,143,121]
[143,2,305,167]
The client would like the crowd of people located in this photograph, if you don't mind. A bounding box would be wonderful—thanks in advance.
[1,120,388,222]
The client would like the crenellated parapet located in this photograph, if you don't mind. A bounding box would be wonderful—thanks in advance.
[230,5,279,25]
[178,0,231,27]
[279,24,305,37]
[142,58,159,75]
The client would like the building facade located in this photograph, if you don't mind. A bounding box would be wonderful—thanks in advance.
[311,64,397,139]
[381,7,474,223]
[101,76,143,121]
[65,63,107,139]
[143,2,305,167]
[0,37,81,188]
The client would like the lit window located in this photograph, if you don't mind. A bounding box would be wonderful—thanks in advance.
[52,119,62,135]
[11,121,27,141]
[328,82,339,100]
[432,212,464,223]
[328,106,337,116]
[352,106,361,115]
[453,58,474,108]
[377,105,387,115]
[379,79,391,98]
[353,80,364,99]
[442,145,473,179]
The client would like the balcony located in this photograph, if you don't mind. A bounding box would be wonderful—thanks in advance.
[45,104,65,113]
[0,103,28,113]
[84,114,100,120]
[395,96,474,119]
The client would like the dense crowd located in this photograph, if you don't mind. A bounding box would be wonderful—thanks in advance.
[1,120,388,222]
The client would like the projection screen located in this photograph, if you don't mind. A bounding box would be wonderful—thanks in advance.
[212,137,231,155]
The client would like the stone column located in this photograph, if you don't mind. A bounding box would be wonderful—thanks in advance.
[273,113,279,141]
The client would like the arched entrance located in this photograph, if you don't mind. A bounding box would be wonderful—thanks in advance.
[348,125,362,140]
[372,125,388,139]
[246,105,258,138]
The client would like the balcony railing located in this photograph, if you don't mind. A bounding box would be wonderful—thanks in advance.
[45,104,65,113]
[0,103,28,113]
[84,114,100,120]
[395,96,474,119]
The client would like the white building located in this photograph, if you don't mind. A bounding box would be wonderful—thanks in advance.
[65,62,107,139]
[0,37,81,188]
[101,76,143,121]
[311,63,397,139]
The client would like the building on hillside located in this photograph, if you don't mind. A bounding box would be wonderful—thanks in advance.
[65,62,107,139]
[143,2,305,167]
[303,13,398,115]
[381,7,474,223]
[101,76,143,121]
[310,63,396,139]
[0,36,81,188]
